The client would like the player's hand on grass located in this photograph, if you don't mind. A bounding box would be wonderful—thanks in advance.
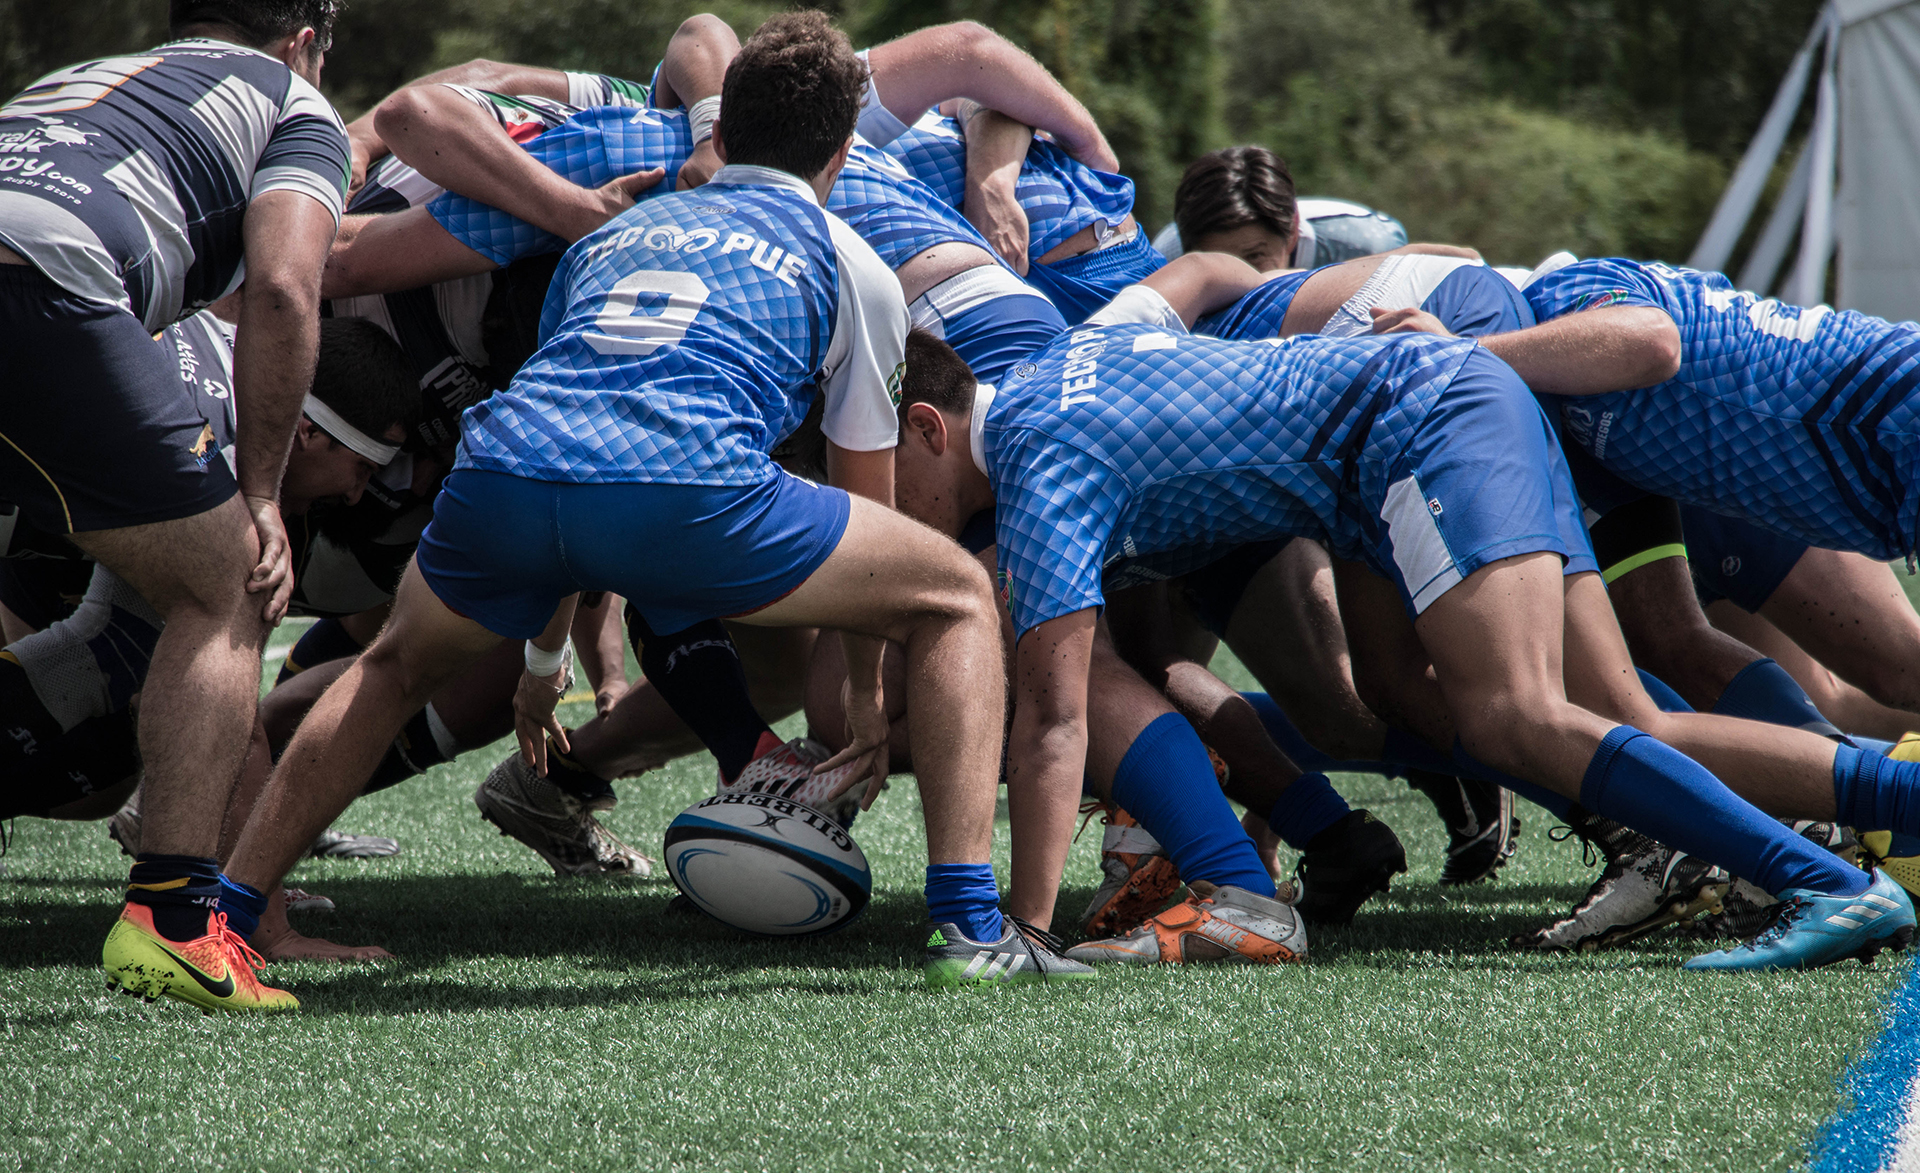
[244,493,293,624]
[255,923,395,964]
[513,663,572,775]
[564,167,667,240]
[676,140,721,191]
[1370,306,1454,337]
[818,675,891,811]
[965,174,1030,275]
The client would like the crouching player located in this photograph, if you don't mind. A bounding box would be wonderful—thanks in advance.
[889,279,1917,972]
[218,14,1087,995]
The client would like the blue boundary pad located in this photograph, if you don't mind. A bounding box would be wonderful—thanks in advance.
[1809,958,1920,1172]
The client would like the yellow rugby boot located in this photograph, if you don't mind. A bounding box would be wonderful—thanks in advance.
[103,903,299,1013]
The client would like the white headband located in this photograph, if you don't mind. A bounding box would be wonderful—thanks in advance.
[304,395,399,465]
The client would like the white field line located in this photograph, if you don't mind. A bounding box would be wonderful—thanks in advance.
[1883,1066,1920,1173]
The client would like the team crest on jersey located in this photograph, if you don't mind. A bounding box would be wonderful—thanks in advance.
[1012,362,1037,379]
[886,361,905,407]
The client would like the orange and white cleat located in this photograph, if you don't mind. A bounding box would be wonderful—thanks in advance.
[1077,803,1184,938]
[1065,881,1308,965]
[102,903,299,1013]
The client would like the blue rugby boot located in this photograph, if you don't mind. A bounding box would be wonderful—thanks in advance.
[1682,868,1916,972]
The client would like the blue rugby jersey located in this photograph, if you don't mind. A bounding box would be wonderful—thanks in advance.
[1200,258,1533,342]
[430,105,693,266]
[982,322,1478,636]
[456,166,907,486]
[884,112,1136,262]
[826,139,1005,271]
[1526,258,1920,560]
[354,75,650,215]
[0,38,348,331]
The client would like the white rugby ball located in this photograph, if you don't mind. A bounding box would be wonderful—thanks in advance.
[664,793,872,936]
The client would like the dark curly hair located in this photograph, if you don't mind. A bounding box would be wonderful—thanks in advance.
[718,10,866,180]
[171,1,342,50]
[1174,146,1298,249]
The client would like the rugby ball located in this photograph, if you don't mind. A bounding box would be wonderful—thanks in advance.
[664,793,872,936]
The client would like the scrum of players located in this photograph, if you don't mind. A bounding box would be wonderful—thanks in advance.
[9,1,1920,1011]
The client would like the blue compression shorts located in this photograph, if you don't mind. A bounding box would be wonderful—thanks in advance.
[416,467,850,638]
[1683,505,1809,612]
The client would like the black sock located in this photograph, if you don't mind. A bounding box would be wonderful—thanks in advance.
[0,652,62,770]
[546,740,616,804]
[626,606,772,782]
[362,707,449,794]
[126,853,222,942]
[274,617,366,686]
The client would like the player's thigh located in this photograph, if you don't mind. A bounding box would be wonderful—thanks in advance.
[1413,551,1573,725]
[743,494,995,643]
[71,494,260,626]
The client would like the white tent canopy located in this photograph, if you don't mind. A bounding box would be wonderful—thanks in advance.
[1689,0,1920,319]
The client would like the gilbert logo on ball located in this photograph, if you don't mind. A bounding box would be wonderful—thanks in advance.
[664,793,872,937]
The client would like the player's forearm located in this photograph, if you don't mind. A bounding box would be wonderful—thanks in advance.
[1482,307,1682,396]
[231,284,319,501]
[869,23,1117,171]
[351,62,569,167]
[959,103,1032,194]
[375,86,604,241]
[1003,709,1087,928]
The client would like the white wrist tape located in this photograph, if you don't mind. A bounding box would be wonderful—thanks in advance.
[524,640,569,678]
[687,95,722,145]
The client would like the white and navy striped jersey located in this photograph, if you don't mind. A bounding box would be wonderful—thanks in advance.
[0,38,349,331]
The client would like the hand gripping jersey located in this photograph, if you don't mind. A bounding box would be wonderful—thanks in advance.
[1199,256,1534,342]
[1527,258,1920,561]
[884,112,1135,262]
[353,75,650,215]
[0,39,347,331]
[430,105,694,266]
[983,322,1479,636]
[457,166,906,486]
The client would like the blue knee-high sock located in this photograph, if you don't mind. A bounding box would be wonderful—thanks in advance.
[1266,773,1352,851]
[1590,726,1867,896]
[1834,743,1920,835]
[1113,713,1275,897]
[925,864,1003,943]
[217,875,269,941]
[1637,669,1694,713]
[1240,692,1396,775]
[1713,659,1844,738]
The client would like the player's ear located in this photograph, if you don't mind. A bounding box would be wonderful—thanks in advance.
[904,402,948,456]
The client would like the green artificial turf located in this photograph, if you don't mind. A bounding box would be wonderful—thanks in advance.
[0,627,1905,1172]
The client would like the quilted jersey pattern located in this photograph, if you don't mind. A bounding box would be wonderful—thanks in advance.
[985,323,1477,635]
[455,182,840,485]
[1527,258,1920,560]
[825,140,1003,270]
[883,113,1135,260]
[430,105,694,265]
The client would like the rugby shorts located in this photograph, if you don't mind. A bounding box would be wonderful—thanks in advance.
[0,264,236,533]
[415,465,850,638]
